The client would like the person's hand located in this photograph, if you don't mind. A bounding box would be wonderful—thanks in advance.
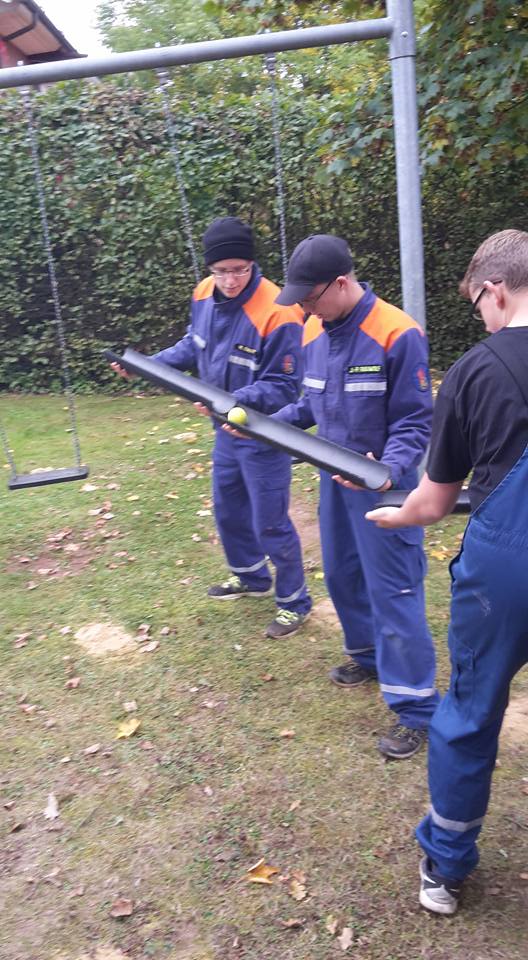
[332,452,392,492]
[110,361,133,379]
[364,506,403,528]
[221,423,249,439]
[193,402,212,417]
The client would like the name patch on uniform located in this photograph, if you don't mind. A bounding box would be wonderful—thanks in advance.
[282,354,296,375]
[347,364,382,375]
[235,343,257,355]
[412,362,430,392]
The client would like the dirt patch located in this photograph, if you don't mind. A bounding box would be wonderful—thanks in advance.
[309,597,341,633]
[290,499,320,566]
[5,522,126,585]
[75,623,137,657]
[502,693,528,747]
[73,950,129,960]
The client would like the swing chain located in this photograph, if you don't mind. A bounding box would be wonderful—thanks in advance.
[265,53,288,282]
[21,86,83,469]
[157,69,201,284]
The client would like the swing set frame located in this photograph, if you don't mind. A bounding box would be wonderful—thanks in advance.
[1,1,428,495]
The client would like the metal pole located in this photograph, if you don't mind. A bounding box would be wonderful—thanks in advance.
[0,18,393,89]
[387,0,425,330]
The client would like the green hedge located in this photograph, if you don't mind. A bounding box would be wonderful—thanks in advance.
[0,81,524,390]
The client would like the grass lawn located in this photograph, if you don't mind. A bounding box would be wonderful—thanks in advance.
[1,393,527,960]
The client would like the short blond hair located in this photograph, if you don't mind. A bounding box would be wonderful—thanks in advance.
[460,229,528,298]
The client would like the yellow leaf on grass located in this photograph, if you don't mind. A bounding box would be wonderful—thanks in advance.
[430,550,449,561]
[314,571,325,580]
[245,857,280,884]
[116,718,141,739]
[326,915,339,935]
[289,878,307,901]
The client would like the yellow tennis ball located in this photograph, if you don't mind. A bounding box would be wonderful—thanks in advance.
[227,406,248,426]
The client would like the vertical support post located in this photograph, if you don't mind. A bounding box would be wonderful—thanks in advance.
[387,0,425,330]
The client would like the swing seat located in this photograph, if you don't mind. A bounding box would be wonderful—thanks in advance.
[8,465,89,490]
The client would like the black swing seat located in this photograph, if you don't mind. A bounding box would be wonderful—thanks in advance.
[8,465,89,491]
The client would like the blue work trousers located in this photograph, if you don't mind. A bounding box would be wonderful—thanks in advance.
[319,470,439,728]
[212,429,311,614]
[417,444,528,881]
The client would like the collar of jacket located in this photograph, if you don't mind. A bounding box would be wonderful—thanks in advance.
[323,282,375,336]
[212,263,262,310]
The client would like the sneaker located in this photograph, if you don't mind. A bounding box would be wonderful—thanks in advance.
[207,575,271,601]
[419,857,461,915]
[329,661,378,688]
[265,608,309,638]
[378,722,427,760]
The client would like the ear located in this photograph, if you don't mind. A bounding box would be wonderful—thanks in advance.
[484,279,506,307]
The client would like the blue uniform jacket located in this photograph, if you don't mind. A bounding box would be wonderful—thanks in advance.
[151,265,304,415]
[276,285,432,486]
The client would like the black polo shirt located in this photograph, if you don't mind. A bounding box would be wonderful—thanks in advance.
[426,327,528,512]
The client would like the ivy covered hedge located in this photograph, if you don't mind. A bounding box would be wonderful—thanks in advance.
[0,80,524,391]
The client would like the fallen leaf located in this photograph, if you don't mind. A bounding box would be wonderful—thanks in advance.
[65,677,81,689]
[126,494,140,501]
[83,743,101,755]
[69,885,85,897]
[289,878,307,901]
[81,483,98,491]
[430,549,449,561]
[280,918,304,929]
[314,571,325,580]
[245,858,280,885]
[288,799,301,812]
[279,729,295,738]
[110,897,134,918]
[325,915,339,935]
[261,673,275,682]
[116,718,141,739]
[338,927,354,951]
[139,640,159,653]
[43,793,59,820]
[123,700,137,713]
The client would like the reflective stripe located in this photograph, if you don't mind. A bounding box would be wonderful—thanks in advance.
[192,333,206,348]
[345,645,376,654]
[303,376,326,389]
[230,557,268,573]
[228,354,261,371]
[380,683,436,698]
[276,582,306,604]
[430,805,484,833]
[344,380,387,393]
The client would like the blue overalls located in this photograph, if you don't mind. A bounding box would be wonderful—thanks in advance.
[152,266,311,616]
[416,443,528,879]
[277,285,439,728]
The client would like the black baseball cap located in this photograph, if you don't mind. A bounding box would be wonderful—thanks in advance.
[275,234,354,305]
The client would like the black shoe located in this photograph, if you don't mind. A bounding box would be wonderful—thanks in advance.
[419,857,461,915]
[207,575,271,600]
[378,723,427,760]
[265,609,310,639]
[328,661,378,688]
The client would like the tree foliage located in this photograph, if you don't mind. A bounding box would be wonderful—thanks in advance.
[0,1,526,391]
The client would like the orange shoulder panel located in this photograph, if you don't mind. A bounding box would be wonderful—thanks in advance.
[360,297,423,352]
[244,277,304,337]
[302,314,324,347]
[193,276,215,301]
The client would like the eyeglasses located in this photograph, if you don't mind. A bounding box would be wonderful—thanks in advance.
[299,278,335,309]
[210,265,252,279]
[470,279,502,321]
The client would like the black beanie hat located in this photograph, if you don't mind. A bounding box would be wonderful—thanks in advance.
[202,217,255,266]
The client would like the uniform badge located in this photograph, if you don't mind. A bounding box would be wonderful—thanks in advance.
[282,354,296,375]
[412,363,430,392]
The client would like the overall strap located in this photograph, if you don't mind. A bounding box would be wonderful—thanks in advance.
[482,335,528,407]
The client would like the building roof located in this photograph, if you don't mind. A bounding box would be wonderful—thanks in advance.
[0,0,81,62]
